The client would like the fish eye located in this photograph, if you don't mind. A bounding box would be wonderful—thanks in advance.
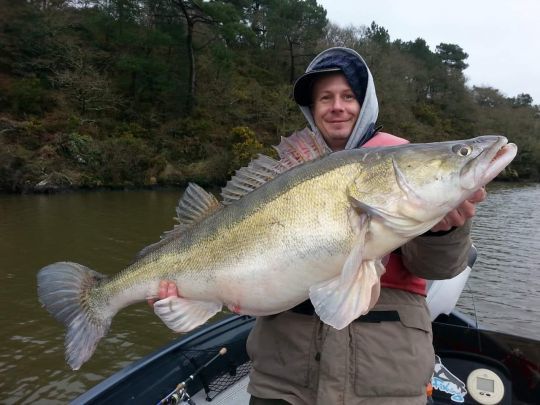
[452,144,472,157]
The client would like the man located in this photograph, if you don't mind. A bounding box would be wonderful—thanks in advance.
[154,47,485,404]
[245,47,485,405]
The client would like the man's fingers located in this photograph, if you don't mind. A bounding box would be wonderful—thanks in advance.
[430,188,486,232]
[434,210,463,230]
[458,200,477,220]
[431,218,451,232]
[148,280,178,307]
[431,206,467,231]
[468,187,487,203]
[158,280,169,299]
[166,282,178,298]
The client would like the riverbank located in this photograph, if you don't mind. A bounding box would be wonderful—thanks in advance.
[1,172,528,195]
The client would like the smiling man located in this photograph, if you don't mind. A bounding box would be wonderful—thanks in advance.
[245,47,485,405]
[310,72,361,150]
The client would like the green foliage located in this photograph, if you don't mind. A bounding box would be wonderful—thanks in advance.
[97,134,155,186]
[0,144,33,191]
[250,0,327,82]
[182,151,231,186]
[0,1,538,192]
[412,103,441,127]
[61,132,101,166]
[436,43,469,71]
[365,21,390,45]
[9,78,50,114]
[472,86,506,108]
[510,93,533,107]
[228,126,273,174]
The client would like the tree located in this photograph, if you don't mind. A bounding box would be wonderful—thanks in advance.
[435,43,468,71]
[169,0,210,113]
[365,21,390,45]
[510,93,533,107]
[322,22,365,49]
[400,38,438,66]
[260,0,327,82]
[55,45,121,114]
[397,38,440,102]
[169,0,249,113]
[472,86,506,108]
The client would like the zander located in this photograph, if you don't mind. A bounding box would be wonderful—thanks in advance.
[37,130,517,370]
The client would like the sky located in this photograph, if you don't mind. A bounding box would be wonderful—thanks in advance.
[317,0,540,104]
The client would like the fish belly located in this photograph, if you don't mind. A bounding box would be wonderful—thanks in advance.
[171,223,352,316]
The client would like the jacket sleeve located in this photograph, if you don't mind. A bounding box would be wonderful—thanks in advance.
[400,220,472,280]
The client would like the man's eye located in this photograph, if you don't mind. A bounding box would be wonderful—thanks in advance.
[344,94,355,100]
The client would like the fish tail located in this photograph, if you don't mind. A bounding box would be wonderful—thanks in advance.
[37,261,111,370]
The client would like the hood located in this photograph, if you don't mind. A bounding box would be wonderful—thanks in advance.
[294,47,379,149]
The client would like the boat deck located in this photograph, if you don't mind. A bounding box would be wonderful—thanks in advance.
[191,375,250,404]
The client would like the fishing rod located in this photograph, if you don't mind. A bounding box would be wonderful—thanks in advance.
[157,347,228,405]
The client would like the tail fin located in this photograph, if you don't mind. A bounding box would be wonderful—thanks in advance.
[37,262,111,370]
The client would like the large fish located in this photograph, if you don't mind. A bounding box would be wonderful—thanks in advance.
[37,130,517,370]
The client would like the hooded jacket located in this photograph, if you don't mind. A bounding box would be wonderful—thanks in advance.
[294,47,379,149]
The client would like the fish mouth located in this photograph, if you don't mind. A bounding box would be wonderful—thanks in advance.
[460,136,517,191]
[480,138,518,186]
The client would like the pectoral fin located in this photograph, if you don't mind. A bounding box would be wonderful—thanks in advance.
[348,195,435,239]
[153,297,222,333]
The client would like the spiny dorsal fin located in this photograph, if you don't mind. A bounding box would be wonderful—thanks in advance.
[275,128,331,167]
[136,183,222,259]
[221,154,289,205]
[221,128,330,205]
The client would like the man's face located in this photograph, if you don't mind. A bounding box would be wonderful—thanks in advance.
[311,73,361,151]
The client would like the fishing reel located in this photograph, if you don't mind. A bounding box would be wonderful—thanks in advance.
[158,347,228,405]
[162,383,194,405]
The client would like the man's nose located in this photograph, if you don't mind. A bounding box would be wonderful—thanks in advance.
[331,97,345,110]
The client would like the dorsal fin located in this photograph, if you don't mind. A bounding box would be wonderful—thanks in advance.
[275,128,331,167]
[171,182,223,232]
[136,183,222,259]
[221,154,289,205]
[221,128,330,205]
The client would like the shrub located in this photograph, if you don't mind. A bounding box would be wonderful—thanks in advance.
[228,126,272,174]
[10,78,49,115]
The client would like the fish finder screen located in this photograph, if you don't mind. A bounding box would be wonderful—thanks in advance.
[477,377,494,392]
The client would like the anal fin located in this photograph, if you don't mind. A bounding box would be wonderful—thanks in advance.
[154,297,222,333]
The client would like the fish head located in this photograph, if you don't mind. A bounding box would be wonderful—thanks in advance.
[388,135,517,221]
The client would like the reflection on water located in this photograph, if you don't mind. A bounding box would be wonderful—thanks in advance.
[0,184,538,403]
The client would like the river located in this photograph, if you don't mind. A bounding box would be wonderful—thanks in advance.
[0,184,539,404]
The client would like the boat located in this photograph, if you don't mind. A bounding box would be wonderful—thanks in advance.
[73,249,540,405]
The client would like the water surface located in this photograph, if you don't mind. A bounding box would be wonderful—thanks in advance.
[457,183,540,339]
[0,184,538,403]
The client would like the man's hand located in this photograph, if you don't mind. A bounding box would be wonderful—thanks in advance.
[431,188,487,232]
[147,280,179,307]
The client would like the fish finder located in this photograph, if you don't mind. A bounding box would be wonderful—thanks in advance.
[466,368,505,404]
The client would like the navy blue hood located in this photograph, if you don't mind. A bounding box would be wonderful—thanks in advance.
[293,47,379,149]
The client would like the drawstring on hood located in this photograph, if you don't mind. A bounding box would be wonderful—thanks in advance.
[293,47,379,149]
